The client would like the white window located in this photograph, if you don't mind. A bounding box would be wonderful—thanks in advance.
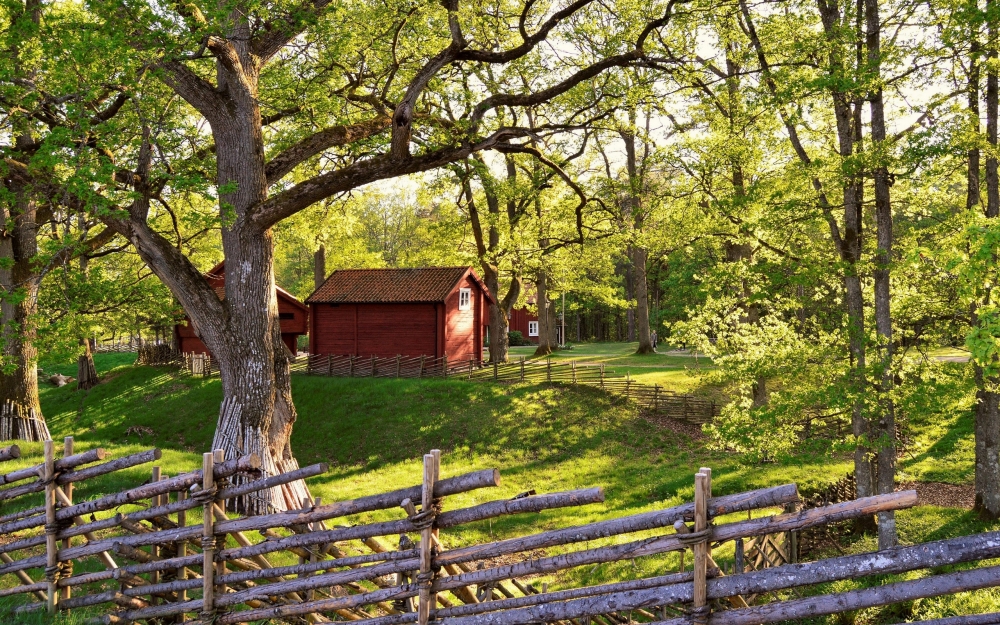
[528,321,539,337]
[459,288,472,311]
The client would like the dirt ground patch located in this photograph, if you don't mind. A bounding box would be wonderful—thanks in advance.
[640,411,705,440]
[897,481,975,509]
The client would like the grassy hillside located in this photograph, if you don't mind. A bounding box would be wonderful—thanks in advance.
[8,352,999,622]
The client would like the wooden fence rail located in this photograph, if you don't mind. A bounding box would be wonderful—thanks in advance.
[289,354,719,424]
[0,440,995,624]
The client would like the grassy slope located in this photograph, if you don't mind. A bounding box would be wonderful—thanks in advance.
[14,351,1000,623]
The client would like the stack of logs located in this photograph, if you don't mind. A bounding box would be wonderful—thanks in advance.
[0,443,999,625]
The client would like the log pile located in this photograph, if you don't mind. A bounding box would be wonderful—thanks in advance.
[0,444,997,625]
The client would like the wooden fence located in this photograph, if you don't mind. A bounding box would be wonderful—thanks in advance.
[292,354,720,424]
[0,439,998,624]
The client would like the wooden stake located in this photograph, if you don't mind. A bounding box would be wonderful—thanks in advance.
[44,440,58,615]
[418,453,438,625]
[61,437,73,603]
[693,470,709,623]
[178,486,188,622]
[201,452,215,616]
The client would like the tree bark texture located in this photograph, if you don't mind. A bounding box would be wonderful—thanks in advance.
[621,129,653,354]
[975,0,1000,519]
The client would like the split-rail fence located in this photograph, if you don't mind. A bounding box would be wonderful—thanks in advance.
[0,440,997,624]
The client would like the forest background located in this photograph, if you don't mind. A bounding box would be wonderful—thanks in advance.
[2,0,1000,550]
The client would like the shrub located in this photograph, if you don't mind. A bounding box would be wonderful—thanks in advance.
[508,331,531,346]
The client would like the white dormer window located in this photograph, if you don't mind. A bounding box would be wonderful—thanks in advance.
[528,321,539,337]
[459,288,472,311]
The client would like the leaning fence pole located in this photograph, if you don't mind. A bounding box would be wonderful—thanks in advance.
[43,440,58,615]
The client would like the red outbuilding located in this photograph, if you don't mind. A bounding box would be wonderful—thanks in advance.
[306,267,494,363]
[174,261,309,356]
[508,306,540,343]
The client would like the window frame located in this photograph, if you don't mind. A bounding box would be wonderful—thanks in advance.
[458,287,472,311]
[528,321,539,337]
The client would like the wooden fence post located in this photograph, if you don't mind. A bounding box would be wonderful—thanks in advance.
[600,364,605,388]
[396,355,402,378]
[417,452,439,625]
[201,451,216,617]
[349,355,354,377]
[213,449,227,588]
[735,538,744,574]
[547,357,552,383]
[493,360,498,381]
[327,354,332,376]
[625,372,631,398]
[371,355,376,377]
[60,436,73,602]
[520,357,525,382]
[572,361,577,384]
[693,468,711,624]
[654,385,660,411]
[44,439,58,615]
[419,355,425,378]
[469,359,474,379]
[151,465,162,592]
[443,354,448,378]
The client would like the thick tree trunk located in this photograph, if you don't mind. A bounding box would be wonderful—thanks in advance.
[632,246,654,354]
[77,339,99,391]
[485,267,521,364]
[0,186,50,442]
[975,0,1000,519]
[534,272,555,356]
[865,0,897,549]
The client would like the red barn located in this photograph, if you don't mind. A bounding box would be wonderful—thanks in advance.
[306,267,494,363]
[174,261,309,356]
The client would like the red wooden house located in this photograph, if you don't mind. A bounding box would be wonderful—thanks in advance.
[306,267,494,363]
[174,261,310,356]
[508,306,540,343]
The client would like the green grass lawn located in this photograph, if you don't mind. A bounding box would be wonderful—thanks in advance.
[501,342,717,396]
[3,350,997,623]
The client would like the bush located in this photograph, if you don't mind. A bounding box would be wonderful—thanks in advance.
[508,331,532,346]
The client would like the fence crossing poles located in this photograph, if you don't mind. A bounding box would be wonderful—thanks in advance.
[60,437,73,603]
[201,452,216,617]
[693,468,711,623]
[43,440,58,615]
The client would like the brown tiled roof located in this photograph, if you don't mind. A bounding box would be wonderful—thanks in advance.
[307,267,493,304]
